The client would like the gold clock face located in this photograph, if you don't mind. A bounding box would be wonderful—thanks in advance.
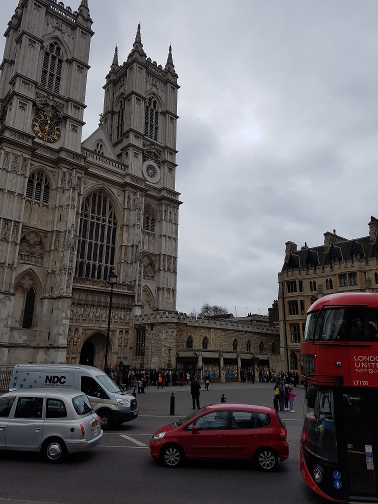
[32,114,61,143]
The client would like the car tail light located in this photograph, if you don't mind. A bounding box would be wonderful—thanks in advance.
[98,416,102,428]
[279,427,287,440]
[80,424,85,438]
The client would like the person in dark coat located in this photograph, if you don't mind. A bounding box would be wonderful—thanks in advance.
[190,376,201,409]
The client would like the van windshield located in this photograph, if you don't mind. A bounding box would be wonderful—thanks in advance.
[96,374,120,393]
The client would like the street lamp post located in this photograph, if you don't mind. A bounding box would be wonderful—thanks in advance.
[104,268,118,373]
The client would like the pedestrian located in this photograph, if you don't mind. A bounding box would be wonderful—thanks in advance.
[284,383,289,411]
[251,371,255,384]
[157,373,163,389]
[273,382,279,413]
[186,371,190,384]
[279,380,285,412]
[205,374,210,391]
[289,388,298,412]
[190,376,201,409]
[179,370,184,386]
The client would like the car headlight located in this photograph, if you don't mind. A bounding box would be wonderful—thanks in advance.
[152,431,166,441]
[116,398,130,406]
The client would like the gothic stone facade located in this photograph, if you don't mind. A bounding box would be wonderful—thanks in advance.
[0,0,180,370]
[278,216,378,374]
[134,312,280,382]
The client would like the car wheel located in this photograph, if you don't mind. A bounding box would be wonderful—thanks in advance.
[161,444,184,468]
[98,410,114,430]
[256,448,278,471]
[42,437,67,463]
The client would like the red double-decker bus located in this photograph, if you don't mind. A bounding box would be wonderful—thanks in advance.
[300,292,378,503]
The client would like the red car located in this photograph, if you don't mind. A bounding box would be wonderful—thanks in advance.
[150,403,289,470]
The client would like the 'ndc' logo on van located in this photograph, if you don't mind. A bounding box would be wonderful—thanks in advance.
[45,375,66,385]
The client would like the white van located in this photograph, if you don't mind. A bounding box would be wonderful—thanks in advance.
[9,364,137,430]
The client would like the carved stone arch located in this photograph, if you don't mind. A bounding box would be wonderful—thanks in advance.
[81,183,123,227]
[28,165,56,189]
[142,255,155,281]
[18,230,46,266]
[145,91,164,111]
[13,269,43,329]
[93,138,105,155]
[40,34,72,60]
[142,286,154,314]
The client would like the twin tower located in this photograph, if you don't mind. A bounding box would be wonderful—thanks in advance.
[0,0,180,369]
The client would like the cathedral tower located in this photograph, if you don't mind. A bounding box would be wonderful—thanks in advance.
[0,1,181,370]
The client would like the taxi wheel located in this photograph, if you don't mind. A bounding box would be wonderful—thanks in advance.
[161,444,184,468]
[98,411,114,430]
[256,448,278,471]
[42,437,67,463]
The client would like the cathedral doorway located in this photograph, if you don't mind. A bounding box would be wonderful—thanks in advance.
[80,341,95,366]
[79,332,111,370]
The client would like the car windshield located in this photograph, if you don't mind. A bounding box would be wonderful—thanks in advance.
[72,394,93,415]
[175,407,206,427]
[95,374,121,393]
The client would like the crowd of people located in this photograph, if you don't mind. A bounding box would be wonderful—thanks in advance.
[273,372,299,413]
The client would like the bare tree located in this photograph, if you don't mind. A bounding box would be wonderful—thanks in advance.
[198,303,228,317]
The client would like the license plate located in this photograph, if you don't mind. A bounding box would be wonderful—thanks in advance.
[91,420,99,429]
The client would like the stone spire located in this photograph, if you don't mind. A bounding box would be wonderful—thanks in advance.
[81,0,88,7]
[110,45,119,71]
[165,44,175,72]
[127,23,146,60]
[78,0,90,19]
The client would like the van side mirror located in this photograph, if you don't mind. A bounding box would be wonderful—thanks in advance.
[307,386,316,409]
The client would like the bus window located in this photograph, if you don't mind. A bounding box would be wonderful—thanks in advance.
[349,308,378,342]
[302,388,338,463]
[305,309,347,341]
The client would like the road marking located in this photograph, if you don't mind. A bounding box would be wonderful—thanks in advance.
[100,445,149,449]
[120,434,148,447]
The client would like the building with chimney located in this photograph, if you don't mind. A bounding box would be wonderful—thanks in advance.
[278,217,378,373]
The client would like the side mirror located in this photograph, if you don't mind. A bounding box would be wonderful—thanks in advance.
[307,386,316,409]
[192,424,199,434]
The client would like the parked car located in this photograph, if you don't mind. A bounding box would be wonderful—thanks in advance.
[150,403,289,470]
[0,389,102,463]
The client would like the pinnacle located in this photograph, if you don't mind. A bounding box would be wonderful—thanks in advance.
[165,44,175,71]
[134,23,143,47]
[81,0,89,7]
[112,45,119,66]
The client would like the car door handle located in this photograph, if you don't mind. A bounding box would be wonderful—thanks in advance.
[34,428,41,432]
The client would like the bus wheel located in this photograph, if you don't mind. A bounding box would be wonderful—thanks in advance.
[256,448,277,471]
[98,410,114,430]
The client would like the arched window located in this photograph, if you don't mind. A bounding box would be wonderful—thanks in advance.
[259,341,264,353]
[310,281,313,291]
[232,339,238,351]
[116,99,125,139]
[326,279,329,290]
[94,142,104,155]
[186,336,193,349]
[202,337,208,350]
[75,192,117,281]
[40,42,63,94]
[271,342,276,353]
[22,288,35,328]
[246,340,251,352]
[375,273,378,285]
[329,278,333,289]
[313,281,316,291]
[26,170,50,205]
[144,203,155,232]
[144,97,159,141]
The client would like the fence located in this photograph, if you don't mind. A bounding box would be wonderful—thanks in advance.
[0,368,12,392]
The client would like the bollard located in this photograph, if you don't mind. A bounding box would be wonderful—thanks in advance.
[132,387,136,398]
[221,393,226,403]
[170,393,175,415]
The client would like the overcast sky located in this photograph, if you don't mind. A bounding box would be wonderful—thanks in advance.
[3,1,378,316]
